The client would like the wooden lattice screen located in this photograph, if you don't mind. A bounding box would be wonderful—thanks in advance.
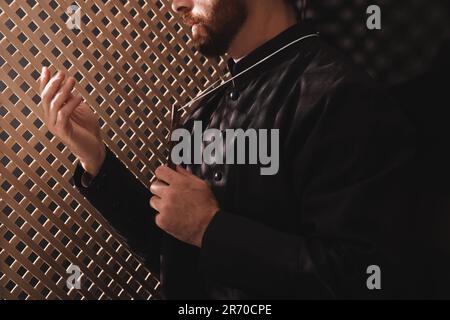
[0,0,224,300]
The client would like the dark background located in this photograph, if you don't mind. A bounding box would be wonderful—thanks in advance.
[304,0,449,84]
[304,0,450,298]
[1,0,449,299]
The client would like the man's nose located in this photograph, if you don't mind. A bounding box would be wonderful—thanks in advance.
[171,0,193,15]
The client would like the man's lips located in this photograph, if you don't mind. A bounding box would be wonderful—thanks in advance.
[183,16,203,28]
[187,21,202,35]
[191,24,202,36]
[183,17,206,37]
[183,18,197,27]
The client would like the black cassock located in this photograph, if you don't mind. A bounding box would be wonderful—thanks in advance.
[72,22,418,299]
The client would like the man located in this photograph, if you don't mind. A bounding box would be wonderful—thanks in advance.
[40,0,417,299]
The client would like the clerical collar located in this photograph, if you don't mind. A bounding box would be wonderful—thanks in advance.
[177,21,318,113]
[233,56,245,64]
[226,20,317,83]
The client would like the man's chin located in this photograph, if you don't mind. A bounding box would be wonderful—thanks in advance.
[192,38,219,58]
[191,25,234,57]
[198,43,224,58]
[194,36,230,58]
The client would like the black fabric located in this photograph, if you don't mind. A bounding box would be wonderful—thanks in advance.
[73,148,162,276]
[73,21,418,299]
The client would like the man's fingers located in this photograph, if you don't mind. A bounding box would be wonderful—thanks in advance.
[40,67,50,93]
[176,165,193,176]
[41,70,66,114]
[55,95,83,130]
[150,180,168,197]
[149,196,162,212]
[40,67,51,118]
[176,166,204,184]
[49,77,76,127]
[155,165,179,185]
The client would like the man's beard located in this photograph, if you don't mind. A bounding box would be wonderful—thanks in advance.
[185,0,248,57]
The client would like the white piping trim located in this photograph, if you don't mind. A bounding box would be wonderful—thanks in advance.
[178,33,319,112]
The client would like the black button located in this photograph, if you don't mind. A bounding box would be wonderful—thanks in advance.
[213,171,223,181]
[229,90,240,101]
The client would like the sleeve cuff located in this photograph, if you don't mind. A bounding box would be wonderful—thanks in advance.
[72,146,117,195]
[200,210,243,277]
[200,210,260,274]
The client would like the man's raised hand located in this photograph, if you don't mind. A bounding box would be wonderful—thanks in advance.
[40,67,105,177]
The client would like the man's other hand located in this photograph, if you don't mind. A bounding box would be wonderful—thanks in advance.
[150,165,220,247]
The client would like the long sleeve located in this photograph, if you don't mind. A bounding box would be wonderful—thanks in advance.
[199,80,417,299]
[72,147,162,274]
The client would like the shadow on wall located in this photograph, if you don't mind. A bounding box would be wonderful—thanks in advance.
[309,0,450,298]
[391,37,450,299]
[307,0,449,84]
